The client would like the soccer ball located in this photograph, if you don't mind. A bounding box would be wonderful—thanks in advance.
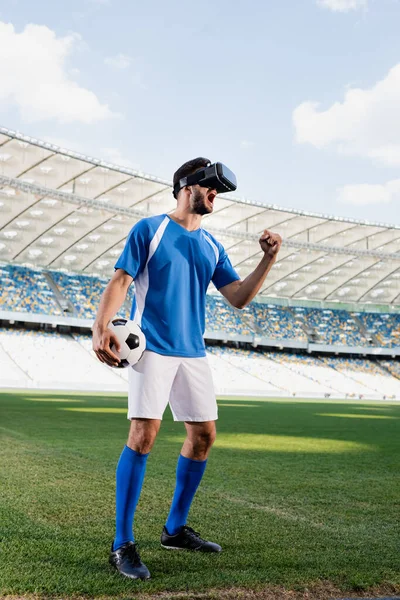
[109,318,146,368]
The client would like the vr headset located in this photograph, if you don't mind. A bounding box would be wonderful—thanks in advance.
[173,162,237,199]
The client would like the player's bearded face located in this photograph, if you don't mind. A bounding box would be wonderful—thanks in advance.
[190,186,216,215]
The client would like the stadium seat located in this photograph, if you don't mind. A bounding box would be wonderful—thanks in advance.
[0,265,61,316]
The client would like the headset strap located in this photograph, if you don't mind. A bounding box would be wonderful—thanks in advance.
[173,168,207,198]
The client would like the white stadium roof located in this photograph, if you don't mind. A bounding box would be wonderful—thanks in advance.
[1,125,400,305]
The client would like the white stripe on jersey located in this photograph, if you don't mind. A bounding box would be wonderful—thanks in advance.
[202,231,219,266]
[134,215,169,326]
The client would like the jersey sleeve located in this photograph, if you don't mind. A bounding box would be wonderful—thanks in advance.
[212,242,241,290]
[114,219,149,279]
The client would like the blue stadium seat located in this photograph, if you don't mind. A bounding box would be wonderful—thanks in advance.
[0,264,61,316]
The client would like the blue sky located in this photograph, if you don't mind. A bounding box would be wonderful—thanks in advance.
[2,0,400,224]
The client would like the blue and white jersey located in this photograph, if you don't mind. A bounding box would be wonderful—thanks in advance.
[115,214,240,358]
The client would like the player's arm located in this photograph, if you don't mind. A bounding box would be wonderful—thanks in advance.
[219,229,282,309]
[92,269,133,367]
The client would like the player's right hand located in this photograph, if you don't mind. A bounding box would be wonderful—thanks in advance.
[92,328,121,367]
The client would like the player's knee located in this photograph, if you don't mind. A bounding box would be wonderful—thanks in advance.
[138,439,154,454]
[193,428,216,453]
[206,428,217,448]
[127,428,157,454]
[127,419,160,454]
[128,433,155,454]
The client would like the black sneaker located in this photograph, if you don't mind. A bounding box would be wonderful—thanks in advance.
[109,541,151,580]
[161,525,222,552]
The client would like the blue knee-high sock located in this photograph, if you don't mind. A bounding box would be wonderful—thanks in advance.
[165,454,207,536]
[113,445,149,551]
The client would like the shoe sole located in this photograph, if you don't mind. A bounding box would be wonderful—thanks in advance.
[161,543,189,550]
[121,573,151,580]
[161,543,220,552]
[111,569,151,580]
[110,563,151,580]
[114,570,151,580]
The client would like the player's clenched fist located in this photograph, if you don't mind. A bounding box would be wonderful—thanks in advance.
[259,230,282,258]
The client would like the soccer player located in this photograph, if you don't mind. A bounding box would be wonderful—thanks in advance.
[92,158,282,580]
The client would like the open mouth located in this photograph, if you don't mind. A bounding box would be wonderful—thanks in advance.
[207,193,216,205]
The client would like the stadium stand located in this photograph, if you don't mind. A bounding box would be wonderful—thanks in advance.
[0,337,31,387]
[205,346,276,395]
[208,346,330,396]
[0,328,125,391]
[300,308,369,346]
[2,326,399,398]
[0,264,61,316]
[207,346,400,398]
[4,265,400,349]
[205,296,253,336]
[320,355,400,397]
[49,271,133,320]
[251,304,307,341]
[73,332,129,383]
[2,264,400,399]
[380,359,400,379]
[49,271,103,318]
[357,311,400,348]
[0,266,135,320]
[269,351,375,397]
[0,329,317,396]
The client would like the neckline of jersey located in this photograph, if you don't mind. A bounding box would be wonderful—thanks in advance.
[164,214,203,233]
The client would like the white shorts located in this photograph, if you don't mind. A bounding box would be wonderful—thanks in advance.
[127,350,218,422]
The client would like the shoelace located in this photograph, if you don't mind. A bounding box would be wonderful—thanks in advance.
[183,526,203,541]
[124,543,142,566]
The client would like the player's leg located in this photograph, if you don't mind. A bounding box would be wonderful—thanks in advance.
[114,418,161,551]
[110,351,179,578]
[162,356,221,552]
[109,418,160,580]
[164,420,216,535]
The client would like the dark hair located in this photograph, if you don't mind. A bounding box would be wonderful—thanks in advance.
[172,157,210,199]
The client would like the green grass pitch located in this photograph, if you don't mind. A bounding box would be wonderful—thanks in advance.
[0,390,399,599]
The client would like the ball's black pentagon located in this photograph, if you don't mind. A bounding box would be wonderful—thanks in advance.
[112,318,128,327]
[126,333,140,350]
[117,358,130,368]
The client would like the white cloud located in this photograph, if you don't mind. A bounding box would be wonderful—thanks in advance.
[316,0,367,12]
[0,21,119,124]
[104,53,132,70]
[293,63,400,166]
[337,179,400,205]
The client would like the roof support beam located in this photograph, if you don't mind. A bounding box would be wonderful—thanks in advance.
[2,175,400,262]
[4,125,400,229]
